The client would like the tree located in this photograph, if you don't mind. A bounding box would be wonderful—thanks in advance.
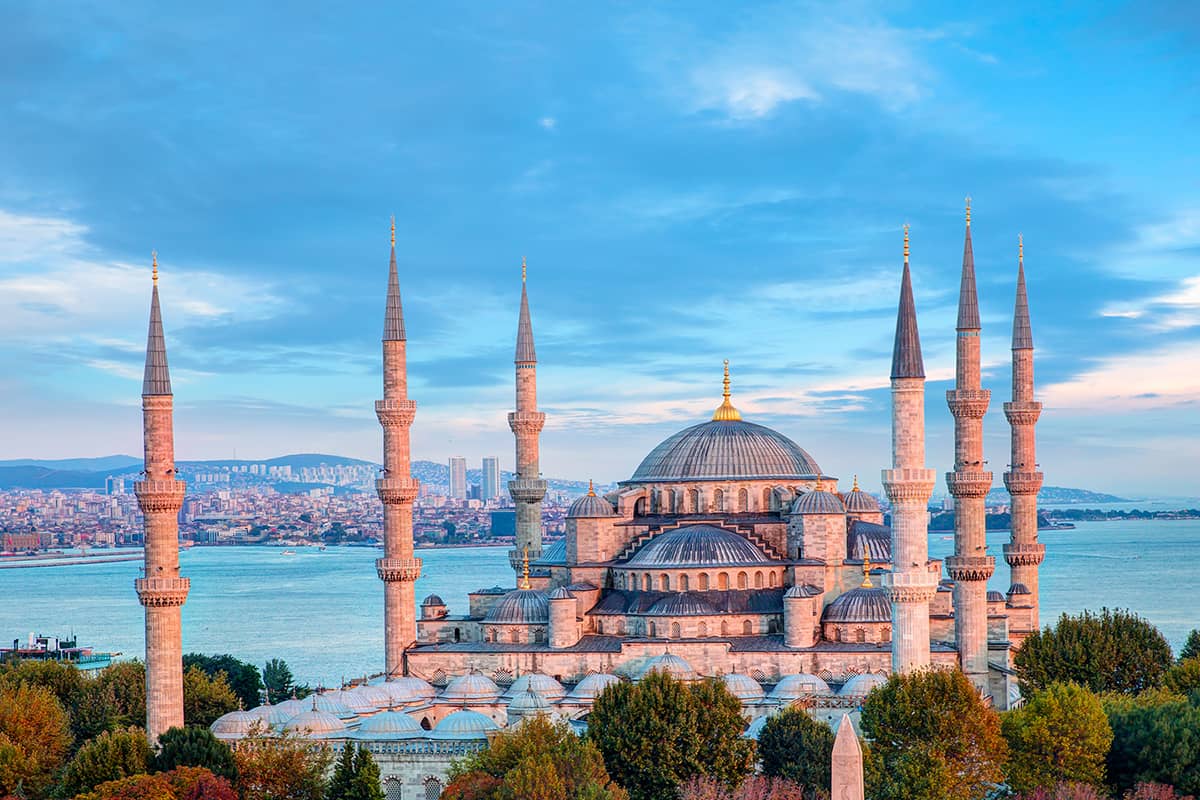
[859,668,1006,800]
[1002,682,1113,793]
[96,662,147,730]
[182,655,262,710]
[1124,784,1196,800]
[0,660,88,743]
[444,715,627,800]
[57,727,153,799]
[233,728,331,800]
[182,667,238,728]
[756,708,834,796]
[1013,784,1107,800]
[588,671,753,800]
[326,745,355,800]
[1163,658,1200,697]
[348,746,383,800]
[163,766,238,800]
[0,683,72,800]
[1180,630,1200,663]
[679,776,808,800]
[154,727,237,781]
[1105,689,1200,795]
[263,660,296,705]
[1015,609,1174,695]
[74,766,236,800]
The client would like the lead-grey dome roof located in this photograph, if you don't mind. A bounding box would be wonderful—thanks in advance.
[628,419,821,482]
[484,589,550,624]
[791,488,845,515]
[648,594,719,616]
[626,525,769,567]
[568,491,615,519]
[822,587,891,623]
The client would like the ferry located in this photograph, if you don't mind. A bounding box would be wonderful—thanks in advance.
[281,549,297,556]
[2,634,119,673]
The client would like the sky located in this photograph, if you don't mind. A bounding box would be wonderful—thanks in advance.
[1,2,1198,496]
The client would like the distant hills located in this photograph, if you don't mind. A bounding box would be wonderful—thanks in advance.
[984,486,1126,504]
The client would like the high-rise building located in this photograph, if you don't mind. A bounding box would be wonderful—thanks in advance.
[105,476,125,495]
[448,457,467,500]
[481,457,500,500]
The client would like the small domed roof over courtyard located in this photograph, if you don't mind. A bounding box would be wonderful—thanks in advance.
[284,708,346,736]
[433,709,500,739]
[442,672,501,703]
[384,676,436,702]
[843,476,881,513]
[722,673,765,700]
[769,674,832,700]
[567,673,621,700]
[354,710,422,739]
[822,587,891,624]
[210,710,254,740]
[839,672,886,697]
[626,525,769,567]
[484,588,550,624]
[505,673,566,700]
[638,653,697,681]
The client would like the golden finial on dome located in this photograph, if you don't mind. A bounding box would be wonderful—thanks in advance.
[1019,233,1024,266]
[587,479,595,497]
[903,224,910,264]
[861,553,874,588]
[152,251,158,283]
[965,196,972,226]
[814,474,824,492]
[712,360,742,421]
[521,256,527,283]
[518,545,531,590]
[852,474,860,492]
[390,215,396,247]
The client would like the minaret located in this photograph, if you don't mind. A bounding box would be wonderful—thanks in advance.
[508,258,547,576]
[1003,235,1045,635]
[881,225,938,674]
[944,199,995,690]
[375,218,421,677]
[135,253,189,741]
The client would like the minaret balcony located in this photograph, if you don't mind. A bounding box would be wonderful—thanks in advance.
[508,478,547,503]
[944,554,996,582]
[375,399,417,427]
[945,471,994,498]
[376,557,422,582]
[507,411,546,435]
[1003,471,1044,495]
[376,477,419,504]
[880,570,939,603]
[946,389,991,419]
[134,480,186,513]
[1003,401,1043,426]
[135,577,190,607]
[1003,542,1046,567]
[881,468,937,503]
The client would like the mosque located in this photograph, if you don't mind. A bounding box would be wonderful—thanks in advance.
[138,207,1045,798]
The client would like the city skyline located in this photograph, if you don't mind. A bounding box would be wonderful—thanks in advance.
[1,4,1199,495]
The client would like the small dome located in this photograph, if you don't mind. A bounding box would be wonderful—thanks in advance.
[349,685,393,709]
[784,584,822,599]
[326,689,375,715]
[354,710,423,739]
[987,590,1006,603]
[210,710,254,739]
[744,715,773,740]
[722,673,765,701]
[630,419,822,482]
[568,486,615,519]
[823,588,891,624]
[567,673,621,701]
[265,704,297,729]
[791,487,845,515]
[422,594,446,606]
[506,673,566,701]
[311,693,355,718]
[839,672,886,697]
[648,594,718,616]
[844,484,881,514]
[769,674,832,700]
[243,704,274,722]
[639,653,697,681]
[1007,583,1031,596]
[548,587,574,601]
[484,589,550,624]
[384,677,436,702]
[508,688,552,714]
[442,672,501,703]
[433,709,500,739]
[627,525,769,567]
[284,709,346,736]
[273,698,307,718]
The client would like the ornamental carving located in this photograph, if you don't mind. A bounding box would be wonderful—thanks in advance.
[884,585,938,603]
[134,480,186,513]
[945,555,996,582]
[946,389,991,419]
[376,557,422,582]
[376,477,420,504]
[507,411,546,435]
[508,478,547,503]
[375,399,417,427]
[1003,542,1046,567]
[135,577,190,607]
[1003,401,1043,426]
[882,479,937,503]
[1003,471,1044,495]
[945,471,994,498]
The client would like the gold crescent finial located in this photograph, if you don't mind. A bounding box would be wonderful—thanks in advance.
[1018,233,1023,266]
[390,216,396,247]
[814,473,823,492]
[152,251,158,283]
[587,479,595,497]
[861,552,874,588]
[965,196,972,226]
[519,545,531,590]
[521,256,527,283]
[852,474,860,492]
[712,360,742,421]
[903,224,910,264]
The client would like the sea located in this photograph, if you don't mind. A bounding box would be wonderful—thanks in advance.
[1,519,1196,687]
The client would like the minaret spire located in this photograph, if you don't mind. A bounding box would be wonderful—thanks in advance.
[882,225,938,675]
[945,199,995,695]
[509,258,548,576]
[375,220,421,677]
[134,254,189,741]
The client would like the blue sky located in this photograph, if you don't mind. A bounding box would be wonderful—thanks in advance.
[1,2,1198,496]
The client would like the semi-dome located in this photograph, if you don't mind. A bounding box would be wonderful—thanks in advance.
[442,672,501,703]
[210,710,254,739]
[791,486,845,515]
[627,525,769,567]
[648,594,718,616]
[769,674,833,700]
[484,589,550,624]
[568,483,615,518]
[722,673,765,700]
[628,419,822,483]
[843,477,881,513]
[822,588,891,624]
[567,673,621,701]
[284,709,346,736]
[354,710,423,739]
[433,709,500,739]
[506,673,566,701]
[839,672,886,697]
[548,587,574,601]
[638,653,697,681]
[384,676,436,702]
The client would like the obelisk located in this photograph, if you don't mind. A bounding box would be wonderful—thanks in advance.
[831,714,864,800]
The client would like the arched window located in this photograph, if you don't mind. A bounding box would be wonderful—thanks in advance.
[420,716,432,730]
[688,488,699,513]
[768,618,779,634]
[535,629,545,643]
[718,573,729,590]
[721,620,729,636]
[754,571,763,588]
[742,620,753,635]
[883,626,892,643]
[648,622,657,638]
[768,572,777,587]
[618,620,626,635]
[384,777,402,800]
[763,488,772,511]
[660,574,670,591]
[670,622,681,639]
[737,571,748,589]
[596,619,604,635]
[510,630,519,643]
[453,627,461,642]
[738,488,749,512]
[698,622,708,637]
[643,574,652,592]
[679,574,689,591]
[634,497,646,516]
[855,628,866,643]
[699,573,709,590]
[713,488,724,511]
[423,777,442,800]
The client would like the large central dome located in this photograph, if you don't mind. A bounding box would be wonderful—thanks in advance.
[629,419,822,483]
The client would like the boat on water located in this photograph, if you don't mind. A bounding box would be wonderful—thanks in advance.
[281,549,297,556]
[2,634,119,672]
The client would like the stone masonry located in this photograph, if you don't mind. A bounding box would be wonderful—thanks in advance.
[508,259,547,575]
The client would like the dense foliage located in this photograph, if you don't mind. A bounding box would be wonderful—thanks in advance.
[860,668,1006,800]
[153,727,236,781]
[0,683,73,800]
[677,776,808,800]
[588,672,754,800]
[262,660,309,705]
[233,729,331,800]
[1104,689,1200,795]
[1179,630,1200,663]
[444,714,627,800]
[56,727,153,799]
[182,655,262,710]
[1015,610,1174,695]
[1002,682,1114,793]
[1162,658,1200,696]
[74,765,237,800]
[326,744,383,800]
[181,668,238,729]
[756,707,833,796]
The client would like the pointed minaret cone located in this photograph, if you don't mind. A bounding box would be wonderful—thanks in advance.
[945,198,995,695]
[1004,234,1045,643]
[830,714,864,800]
[508,257,547,576]
[375,220,421,677]
[881,224,938,674]
[134,254,189,742]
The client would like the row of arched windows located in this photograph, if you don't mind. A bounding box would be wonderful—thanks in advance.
[647,485,799,515]
[594,616,782,638]
[616,569,781,592]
